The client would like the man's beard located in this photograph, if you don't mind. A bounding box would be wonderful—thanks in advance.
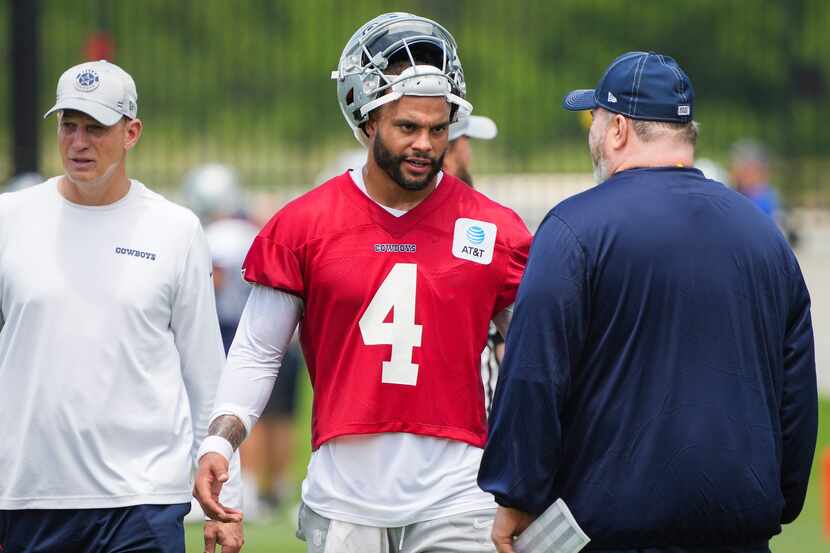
[373,129,444,191]
[589,127,609,184]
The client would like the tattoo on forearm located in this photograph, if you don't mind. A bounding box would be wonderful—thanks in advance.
[208,415,247,451]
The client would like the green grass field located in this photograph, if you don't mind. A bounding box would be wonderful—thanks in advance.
[186,387,830,552]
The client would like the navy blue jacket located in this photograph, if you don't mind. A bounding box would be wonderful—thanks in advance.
[478,167,817,550]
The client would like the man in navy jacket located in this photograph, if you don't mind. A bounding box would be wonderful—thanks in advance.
[478,52,818,553]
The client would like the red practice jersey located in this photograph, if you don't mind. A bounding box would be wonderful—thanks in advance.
[243,172,531,449]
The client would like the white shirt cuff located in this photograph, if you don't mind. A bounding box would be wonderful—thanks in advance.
[198,435,234,462]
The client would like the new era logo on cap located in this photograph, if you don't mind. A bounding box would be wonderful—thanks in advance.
[607,91,618,103]
[44,60,138,126]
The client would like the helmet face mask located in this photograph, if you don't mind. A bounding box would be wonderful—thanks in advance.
[332,12,472,146]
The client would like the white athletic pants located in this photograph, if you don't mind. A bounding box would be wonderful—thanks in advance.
[297,502,497,553]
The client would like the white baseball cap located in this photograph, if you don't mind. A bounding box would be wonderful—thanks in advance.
[44,60,138,126]
[449,115,498,141]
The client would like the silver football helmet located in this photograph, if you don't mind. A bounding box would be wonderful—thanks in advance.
[332,12,472,146]
[181,163,244,222]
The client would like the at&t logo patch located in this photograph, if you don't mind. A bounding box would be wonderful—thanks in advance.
[452,218,497,265]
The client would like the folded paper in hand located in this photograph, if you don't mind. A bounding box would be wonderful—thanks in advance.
[514,498,590,553]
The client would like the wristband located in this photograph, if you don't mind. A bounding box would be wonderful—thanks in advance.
[197,435,234,462]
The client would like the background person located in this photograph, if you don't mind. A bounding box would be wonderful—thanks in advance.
[730,139,779,218]
[0,61,243,553]
[479,51,818,553]
[729,139,801,246]
[183,163,304,521]
[182,163,259,351]
[444,114,498,187]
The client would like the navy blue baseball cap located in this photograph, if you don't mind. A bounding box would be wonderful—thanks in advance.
[562,51,694,123]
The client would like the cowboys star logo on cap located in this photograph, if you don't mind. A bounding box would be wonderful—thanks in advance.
[74,68,100,92]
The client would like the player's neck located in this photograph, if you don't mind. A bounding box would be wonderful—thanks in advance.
[363,163,437,212]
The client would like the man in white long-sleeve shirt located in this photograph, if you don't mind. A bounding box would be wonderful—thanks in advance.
[194,13,531,553]
[0,61,242,553]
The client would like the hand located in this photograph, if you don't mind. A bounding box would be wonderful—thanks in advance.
[193,452,243,523]
[491,506,536,553]
[203,520,244,553]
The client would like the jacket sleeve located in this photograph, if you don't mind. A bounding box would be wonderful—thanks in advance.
[779,259,818,524]
[171,221,242,509]
[478,212,589,515]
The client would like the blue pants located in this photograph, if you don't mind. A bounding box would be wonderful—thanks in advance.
[0,503,190,553]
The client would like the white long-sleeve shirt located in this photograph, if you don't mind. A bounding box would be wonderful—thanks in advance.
[0,178,240,509]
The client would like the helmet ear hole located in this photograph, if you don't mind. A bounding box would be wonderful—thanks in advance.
[346,88,355,107]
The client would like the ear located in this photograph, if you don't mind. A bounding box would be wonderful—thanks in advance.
[123,118,143,151]
[363,113,379,142]
[608,114,629,151]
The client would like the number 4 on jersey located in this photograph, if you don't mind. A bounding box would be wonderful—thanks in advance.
[359,263,423,386]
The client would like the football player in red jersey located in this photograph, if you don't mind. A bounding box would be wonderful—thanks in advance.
[194,12,531,552]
